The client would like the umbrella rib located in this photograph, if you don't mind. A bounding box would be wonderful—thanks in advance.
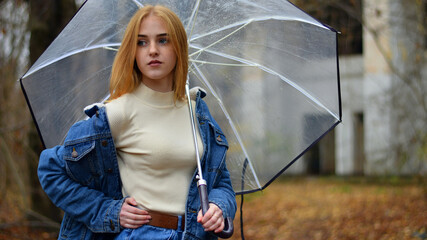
[189,15,328,44]
[189,45,256,67]
[258,64,340,120]
[190,46,339,120]
[188,16,330,66]
[186,0,202,40]
[131,0,143,8]
[189,59,251,67]
[24,43,121,77]
[103,46,119,51]
[189,64,263,190]
[189,21,251,58]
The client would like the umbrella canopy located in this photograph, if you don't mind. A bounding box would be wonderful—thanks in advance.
[20,0,341,194]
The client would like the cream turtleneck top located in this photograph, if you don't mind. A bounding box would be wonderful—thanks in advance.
[106,83,203,215]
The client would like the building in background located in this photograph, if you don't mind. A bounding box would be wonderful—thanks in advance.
[291,0,426,175]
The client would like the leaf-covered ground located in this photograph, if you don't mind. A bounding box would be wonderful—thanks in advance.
[230,177,427,240]
[0,176,426,239]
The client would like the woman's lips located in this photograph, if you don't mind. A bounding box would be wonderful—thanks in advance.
[148,60,162,66]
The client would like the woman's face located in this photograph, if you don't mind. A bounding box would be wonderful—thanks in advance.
[135,14,177,92]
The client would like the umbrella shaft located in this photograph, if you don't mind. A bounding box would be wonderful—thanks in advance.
[185,81,204,180]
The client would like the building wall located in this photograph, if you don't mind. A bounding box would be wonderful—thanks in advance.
[335,0,426,175]
[335,55,364,175]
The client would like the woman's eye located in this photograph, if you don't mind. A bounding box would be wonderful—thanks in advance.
[137,40,147,46]
[159,38,168,44]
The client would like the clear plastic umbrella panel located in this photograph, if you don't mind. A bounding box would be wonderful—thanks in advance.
[20,0,341,195]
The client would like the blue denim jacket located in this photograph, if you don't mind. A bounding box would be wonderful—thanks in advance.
[38,90,236,240]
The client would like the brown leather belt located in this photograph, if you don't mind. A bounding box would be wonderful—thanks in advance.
[147,211,184,231]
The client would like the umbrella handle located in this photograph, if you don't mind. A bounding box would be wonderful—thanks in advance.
[217,217,234,239]
[189,81,233,238]
[198,180,210,214]
[198,180,234,238]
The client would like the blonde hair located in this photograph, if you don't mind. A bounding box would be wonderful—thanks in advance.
[109,5,188,101]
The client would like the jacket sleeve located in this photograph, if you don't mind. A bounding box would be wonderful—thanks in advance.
[196,97,237,221]
[208,158,237,221]
[38,146,124,233]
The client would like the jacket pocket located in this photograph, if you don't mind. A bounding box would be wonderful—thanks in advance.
[64,141,100,186]
[209,123,228,148]
[207,124,229,180]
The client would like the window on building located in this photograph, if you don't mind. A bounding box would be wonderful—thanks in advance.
[303,114,336,175]
[290,0,363,55]
[353,112,365,175]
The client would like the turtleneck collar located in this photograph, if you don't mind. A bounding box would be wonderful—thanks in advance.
[132,82,184,108]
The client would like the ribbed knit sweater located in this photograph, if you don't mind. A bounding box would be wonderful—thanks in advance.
[106,83,203,215]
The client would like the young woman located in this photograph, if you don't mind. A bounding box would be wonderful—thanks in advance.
[38,5,236,240]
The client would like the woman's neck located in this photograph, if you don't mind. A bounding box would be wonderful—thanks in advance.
[141,76,173,93]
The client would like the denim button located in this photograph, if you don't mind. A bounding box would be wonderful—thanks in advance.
[107,168,113,173]
[216,135,222,142]
[71,148,78,158]
[101,140,108,147]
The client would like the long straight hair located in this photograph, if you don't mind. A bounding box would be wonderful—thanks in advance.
[109,5,188,101]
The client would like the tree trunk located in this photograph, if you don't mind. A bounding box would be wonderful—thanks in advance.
[27,0,77,223]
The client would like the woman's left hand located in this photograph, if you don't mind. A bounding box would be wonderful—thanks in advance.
[197,203,224,233]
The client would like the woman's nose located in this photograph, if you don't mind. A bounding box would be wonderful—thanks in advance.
[149,43,159,56]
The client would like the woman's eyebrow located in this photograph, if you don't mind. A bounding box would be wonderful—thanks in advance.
[137,33,169,37]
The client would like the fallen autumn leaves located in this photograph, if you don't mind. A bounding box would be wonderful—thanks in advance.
[230,176,426,240]
[0,176,426,240]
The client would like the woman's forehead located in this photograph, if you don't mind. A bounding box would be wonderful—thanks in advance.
[139,15,169,35]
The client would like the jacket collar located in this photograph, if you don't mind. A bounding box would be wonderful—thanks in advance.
[83,87,207,119]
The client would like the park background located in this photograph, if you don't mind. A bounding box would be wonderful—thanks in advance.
[0,0,426,239]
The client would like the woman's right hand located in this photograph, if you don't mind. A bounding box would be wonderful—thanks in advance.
[119,197,152,228]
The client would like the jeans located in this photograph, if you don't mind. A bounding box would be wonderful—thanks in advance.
[114,216,184,240]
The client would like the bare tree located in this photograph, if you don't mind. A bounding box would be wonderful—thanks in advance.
[0,0,58,234]
[25,0,78,224]
[0,0,77,234]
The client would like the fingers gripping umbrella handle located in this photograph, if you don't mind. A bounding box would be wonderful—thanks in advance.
[186,80,234,238]
[198,180,210,214]
[198,180,234,239]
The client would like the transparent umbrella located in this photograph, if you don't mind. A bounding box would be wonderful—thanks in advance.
[20,0,341,196]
